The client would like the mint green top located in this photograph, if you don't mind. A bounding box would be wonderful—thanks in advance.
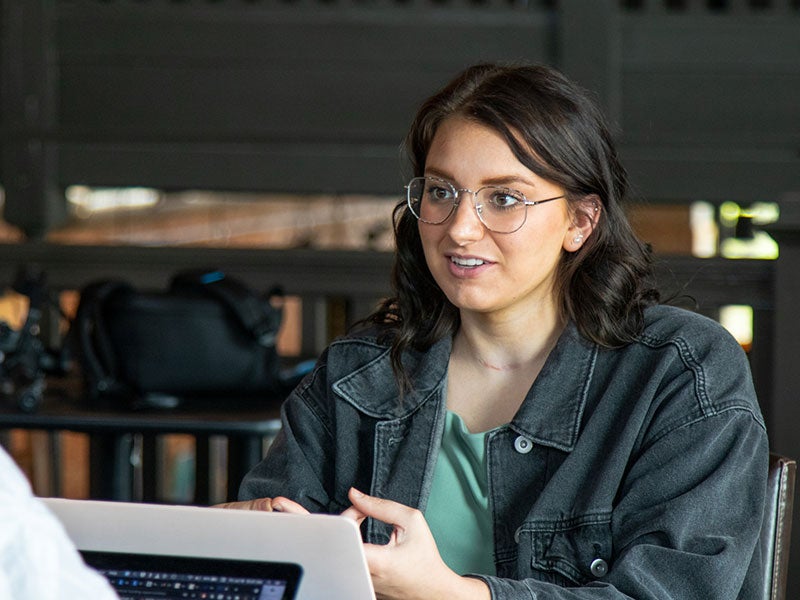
[424,410,495,576]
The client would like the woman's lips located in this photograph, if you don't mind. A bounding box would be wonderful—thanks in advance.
[450,255,486,268]
[447,254,493,277]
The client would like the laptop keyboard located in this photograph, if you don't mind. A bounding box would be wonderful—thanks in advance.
[100,568,290,600]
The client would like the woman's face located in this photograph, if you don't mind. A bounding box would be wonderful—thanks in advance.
[419,116,584,323]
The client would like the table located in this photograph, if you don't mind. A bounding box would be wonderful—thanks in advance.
[0,381,283,505]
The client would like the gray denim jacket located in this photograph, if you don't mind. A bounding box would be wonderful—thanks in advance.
[240,305,768,599]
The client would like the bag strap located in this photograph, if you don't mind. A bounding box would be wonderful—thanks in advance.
[170,270,283,347]
[73,279,134,397]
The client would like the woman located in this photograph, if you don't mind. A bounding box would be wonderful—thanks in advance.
[227,63,768,599]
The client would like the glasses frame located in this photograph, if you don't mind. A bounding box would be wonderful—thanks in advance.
[405,175,565,234]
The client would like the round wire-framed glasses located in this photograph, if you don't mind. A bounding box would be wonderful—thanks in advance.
[405,176,565,234]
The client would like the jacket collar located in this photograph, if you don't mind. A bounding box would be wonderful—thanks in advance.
[510,321,598,452]
[333,322,598,451]
[332,335,452,420]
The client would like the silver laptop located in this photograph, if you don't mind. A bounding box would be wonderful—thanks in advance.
[43,497,375,600]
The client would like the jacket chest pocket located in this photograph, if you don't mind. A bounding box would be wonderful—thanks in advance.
[521,516,613,586]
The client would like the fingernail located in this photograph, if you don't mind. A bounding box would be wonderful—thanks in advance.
[272,501,283,512]
[350,487,365,499]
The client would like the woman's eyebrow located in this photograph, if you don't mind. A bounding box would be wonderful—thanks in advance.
[481,175,538,189]
[424,169,538,190]
[423,167,453,181]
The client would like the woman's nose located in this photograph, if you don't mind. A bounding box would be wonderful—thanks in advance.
[445,193,485,243]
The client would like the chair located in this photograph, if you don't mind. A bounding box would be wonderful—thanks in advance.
[760,453,796,600]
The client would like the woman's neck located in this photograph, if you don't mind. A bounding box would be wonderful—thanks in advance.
[454,304,565,372]
[446,306,566,432]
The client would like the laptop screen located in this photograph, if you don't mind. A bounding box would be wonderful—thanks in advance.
[81,550,302,600]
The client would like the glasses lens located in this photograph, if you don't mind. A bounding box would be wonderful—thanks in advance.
[407,177,456,224]
[475,187,527,233]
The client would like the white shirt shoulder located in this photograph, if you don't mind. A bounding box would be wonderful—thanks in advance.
[0,447,118,600]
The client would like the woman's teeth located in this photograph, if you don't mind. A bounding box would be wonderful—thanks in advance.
[451,256,485,267]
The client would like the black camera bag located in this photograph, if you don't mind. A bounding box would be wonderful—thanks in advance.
[73,270,284,408]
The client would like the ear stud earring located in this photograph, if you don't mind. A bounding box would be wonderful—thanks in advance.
[573,233,584,245]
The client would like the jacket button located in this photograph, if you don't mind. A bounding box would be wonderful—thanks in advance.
[590,558,608,578]
[514,527,522,544]
[513,435,533,454]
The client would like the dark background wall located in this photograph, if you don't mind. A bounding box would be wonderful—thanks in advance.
[1,0,799,592]
[3,0,798,231]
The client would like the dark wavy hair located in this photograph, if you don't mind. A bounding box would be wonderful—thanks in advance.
[363,62,659,387]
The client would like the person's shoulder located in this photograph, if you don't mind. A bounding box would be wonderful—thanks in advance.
[329,322,393,354]
[614,305,763,434]
[314,323,394,378]
[638,304,741,351]
[636,304,760,415]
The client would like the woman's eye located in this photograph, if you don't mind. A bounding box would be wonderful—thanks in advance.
[428,186,454,202]
[488,190,523,209]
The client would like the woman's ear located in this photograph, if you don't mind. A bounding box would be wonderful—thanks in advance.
[563,195,602,252]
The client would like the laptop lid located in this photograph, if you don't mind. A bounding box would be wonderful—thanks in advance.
[43,498,375,600]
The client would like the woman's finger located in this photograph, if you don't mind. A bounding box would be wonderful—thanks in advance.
[339,505,367,527]
[212,498,274,511]
[347,488,421,540]
[271,496,310,514]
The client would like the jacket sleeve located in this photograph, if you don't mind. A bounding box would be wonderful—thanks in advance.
[238,356,336,512]
[477,393,769,599]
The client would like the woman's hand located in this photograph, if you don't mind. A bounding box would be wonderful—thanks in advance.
[344,488,490,600]
[213,497,309,514]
